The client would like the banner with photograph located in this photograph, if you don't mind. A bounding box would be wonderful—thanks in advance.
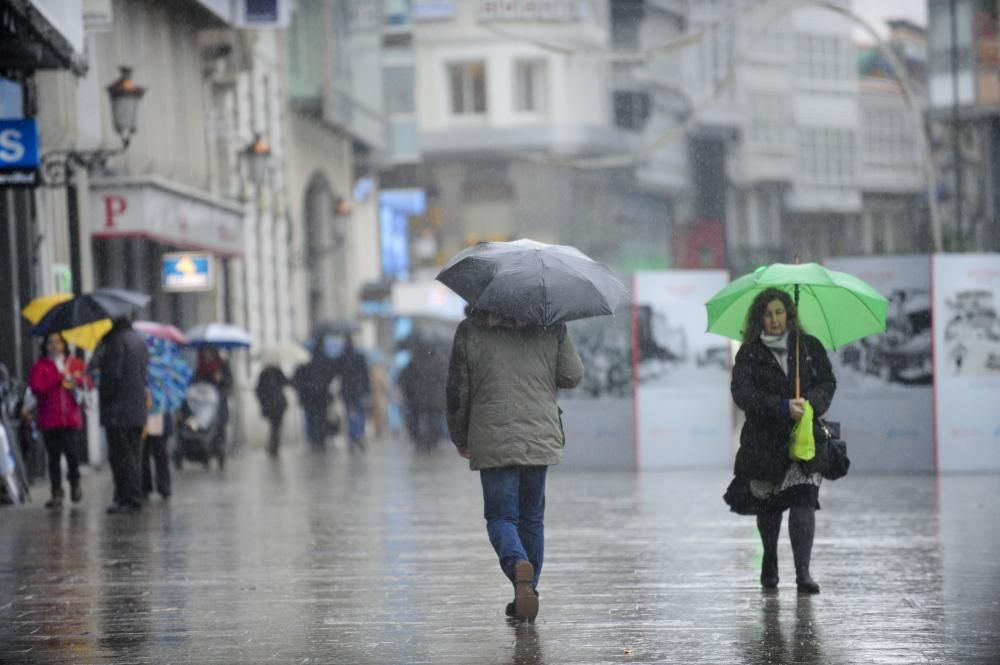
[633,271,731,470]
[824,256,934,473]
[932,254,1000,472]
[560,313,635,470]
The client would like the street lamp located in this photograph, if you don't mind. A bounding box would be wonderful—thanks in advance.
[106,66,146,148]
[243,133,271,186]
[40,66,147,295]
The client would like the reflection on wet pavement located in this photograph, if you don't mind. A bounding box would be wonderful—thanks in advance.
[1,437,998,663]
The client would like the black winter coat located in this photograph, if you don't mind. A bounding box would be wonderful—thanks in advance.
[731,333,836,484]
[93,321,149,428]
[332,349,370,402]
[255,366,289,421]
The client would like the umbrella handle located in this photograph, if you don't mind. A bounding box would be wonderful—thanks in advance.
[795,330,800,399]
[794,281,801,400]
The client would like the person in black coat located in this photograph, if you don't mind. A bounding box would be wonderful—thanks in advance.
[331,336,370,450]
[255,365,289,457]
[292,346,337,450]
[90,317,149,514]
[726,288,836,594]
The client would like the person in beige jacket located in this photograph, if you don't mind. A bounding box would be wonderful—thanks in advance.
[446,306,584,622]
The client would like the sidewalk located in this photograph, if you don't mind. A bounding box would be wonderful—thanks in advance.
[1,435,998,664]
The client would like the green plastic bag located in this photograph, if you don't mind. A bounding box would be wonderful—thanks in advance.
[788,400,815,462]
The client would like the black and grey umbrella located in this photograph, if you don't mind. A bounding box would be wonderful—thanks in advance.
[31,288,150,337]
[313,320,361,337]
[436,239,628,327]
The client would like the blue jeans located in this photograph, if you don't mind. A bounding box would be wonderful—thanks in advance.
[480,465,547,591]
[344,397,366,444]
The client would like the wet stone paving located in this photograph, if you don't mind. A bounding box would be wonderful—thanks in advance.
[1,434,999,664]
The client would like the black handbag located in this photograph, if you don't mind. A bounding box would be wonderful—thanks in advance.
[810,419,850,480]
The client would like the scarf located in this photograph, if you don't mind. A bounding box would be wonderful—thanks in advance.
[760,331,789,376]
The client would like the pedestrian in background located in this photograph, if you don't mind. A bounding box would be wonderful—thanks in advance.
[28,333,92,508]
[447,306,584,622]
[194,347,233,451]
[728,288,836,594]
[332,335,370,451]
[90,317,148,514]
[399,336,448,450]
[292,343,337,450]
[255,364,289,457]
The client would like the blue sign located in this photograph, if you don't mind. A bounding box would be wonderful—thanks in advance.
[162,253,214,292]
[0,118,39,187]
[0,119,39,168]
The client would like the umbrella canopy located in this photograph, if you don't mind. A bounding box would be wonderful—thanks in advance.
[144,335,192,414]
[134,320,189,345]
[31,288,150,338]
[436,239,628,327]
[313,320,361,336]
[705,262,889,350]
[185,322,252,349]
[254,343,310,367]
[21,293,111,351]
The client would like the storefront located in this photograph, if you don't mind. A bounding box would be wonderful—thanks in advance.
[88,176,244,331]
[0,0,86,379]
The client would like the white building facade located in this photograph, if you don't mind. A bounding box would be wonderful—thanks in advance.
[406,0,668,270]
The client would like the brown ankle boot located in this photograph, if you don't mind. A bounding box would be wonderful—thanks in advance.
[513,560,538,622]
[45,489,64,508]
[70,481,82,503]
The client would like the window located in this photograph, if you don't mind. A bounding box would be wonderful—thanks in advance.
[747,92,790,150]
[513,60,547,113]
[613,91,650,131]
[797,128,856,188]
[862,104,917,171]
[795,34,852,85]
[384,66,415,114]
[448,61,487,115]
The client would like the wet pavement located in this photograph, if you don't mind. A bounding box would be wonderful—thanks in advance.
[2,435,999,664]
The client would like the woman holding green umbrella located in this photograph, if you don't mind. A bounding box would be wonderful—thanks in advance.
[726,288,836,594]
[709,262,886,595]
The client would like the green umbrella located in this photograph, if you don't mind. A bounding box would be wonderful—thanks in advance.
[705,262,889,351]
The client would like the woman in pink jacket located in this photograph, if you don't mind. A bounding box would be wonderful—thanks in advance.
[28,333,93,508]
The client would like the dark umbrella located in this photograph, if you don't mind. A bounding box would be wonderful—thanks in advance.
[436,239,628,327]
[313,320,361,336]
[31,288,150,336]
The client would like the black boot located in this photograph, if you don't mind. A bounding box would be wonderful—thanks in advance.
[757,511,782,589]
[789,506,820,594]
[45,488,64,509]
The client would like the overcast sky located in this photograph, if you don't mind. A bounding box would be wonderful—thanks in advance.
[851,0,927,39]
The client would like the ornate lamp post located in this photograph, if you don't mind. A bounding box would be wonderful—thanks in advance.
[243,133,271,187]
[40,66,146,295]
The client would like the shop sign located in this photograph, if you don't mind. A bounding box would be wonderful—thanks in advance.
[477,0,588,22]
[162,252,215,292]
[90,178,243,256]
[0,119,39,187]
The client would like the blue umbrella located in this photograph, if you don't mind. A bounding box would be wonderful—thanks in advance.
[185,322,252,349]
[144,335,192,414]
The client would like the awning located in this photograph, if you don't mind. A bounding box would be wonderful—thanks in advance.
[0,0,87,75]
[90,176,245,257]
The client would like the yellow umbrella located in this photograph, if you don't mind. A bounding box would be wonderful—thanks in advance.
[21,293,112,351]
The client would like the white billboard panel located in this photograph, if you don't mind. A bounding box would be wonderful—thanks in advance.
[933,254,1000,472]
[825,256,934,473]
[634,271,731,470]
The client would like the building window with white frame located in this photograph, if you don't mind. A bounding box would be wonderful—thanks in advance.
[513,59,547,113]
[747,92,790,150]
[448,61,487,115]
[797,128,856,188]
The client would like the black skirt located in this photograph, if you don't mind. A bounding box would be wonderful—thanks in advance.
[724,465,821,515]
